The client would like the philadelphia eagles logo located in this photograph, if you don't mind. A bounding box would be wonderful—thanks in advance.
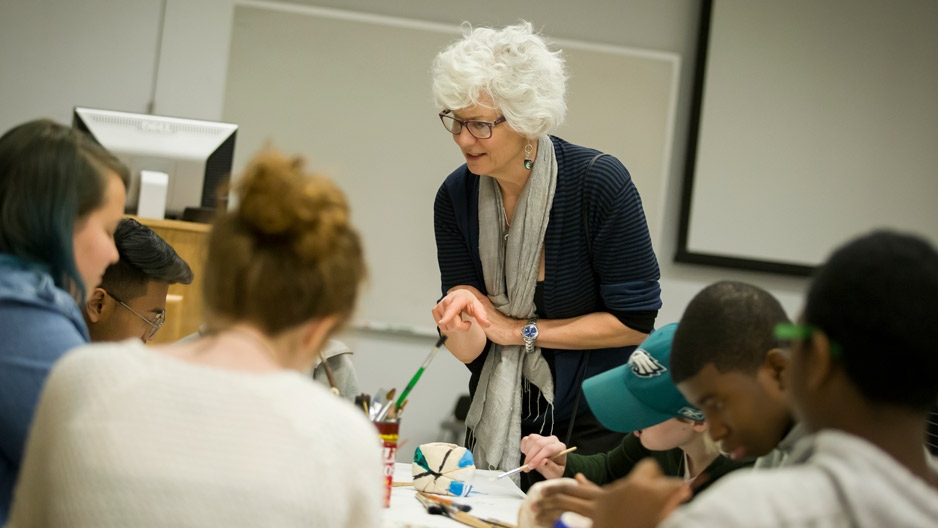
[629,349,666,378]
[678,406,706,422]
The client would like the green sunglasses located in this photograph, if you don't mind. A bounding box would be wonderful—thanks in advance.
[774,323,842,359]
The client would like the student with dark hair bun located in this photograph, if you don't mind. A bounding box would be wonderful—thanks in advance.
[0,118,129,523]
[83,217,193,343]
[8,149,382,527]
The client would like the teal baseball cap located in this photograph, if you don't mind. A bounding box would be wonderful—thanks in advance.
[583,323,705,433]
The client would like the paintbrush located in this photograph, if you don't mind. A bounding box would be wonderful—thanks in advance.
[395,335,447,408]
[394,399,409,419]
[416,495,497,528]
[318,351,340,396]
[376,335,447,422]
[495,446,578,479]
[418,492,472,512]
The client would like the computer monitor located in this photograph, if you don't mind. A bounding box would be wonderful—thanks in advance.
[72,107,237,221]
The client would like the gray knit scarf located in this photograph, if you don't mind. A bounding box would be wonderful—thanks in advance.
[465,135,556,475]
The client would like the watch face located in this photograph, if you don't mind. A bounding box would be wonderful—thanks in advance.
[522,324,538,340]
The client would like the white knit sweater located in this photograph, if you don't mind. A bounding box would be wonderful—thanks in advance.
[7,341,382,527]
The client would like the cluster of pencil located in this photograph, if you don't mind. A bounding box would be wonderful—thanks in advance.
[356,388,408,422]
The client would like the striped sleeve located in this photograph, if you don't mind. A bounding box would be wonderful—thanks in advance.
[927,403,938,456]
[540,138,661,329]
[433,169,484,298]
[584,154,662,313]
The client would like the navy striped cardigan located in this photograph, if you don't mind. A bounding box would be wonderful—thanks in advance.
[434,135,662,420]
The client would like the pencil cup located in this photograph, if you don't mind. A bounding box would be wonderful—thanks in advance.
[375,420,399,508]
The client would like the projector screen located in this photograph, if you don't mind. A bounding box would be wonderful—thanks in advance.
[676,0,938,275]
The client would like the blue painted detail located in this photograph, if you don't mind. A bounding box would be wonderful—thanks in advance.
[449,480,470,496]
[457,450,475,468]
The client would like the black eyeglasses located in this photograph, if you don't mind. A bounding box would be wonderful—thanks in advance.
[439,110,507,139]
[105,291,165,341]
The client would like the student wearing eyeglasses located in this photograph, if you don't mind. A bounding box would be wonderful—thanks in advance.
[430,21,662,491]
[83,218,193,343]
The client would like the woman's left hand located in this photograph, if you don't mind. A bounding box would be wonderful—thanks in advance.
[472,295,524,346]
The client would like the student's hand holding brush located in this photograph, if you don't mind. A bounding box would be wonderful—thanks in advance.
[520,434,575,479]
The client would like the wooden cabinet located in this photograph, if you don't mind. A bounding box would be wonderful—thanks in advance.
[132,216,211,343]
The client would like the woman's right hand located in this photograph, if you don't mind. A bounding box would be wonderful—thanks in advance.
[432,287,491,333]
[432,287,491,363]
[521,434,568,479]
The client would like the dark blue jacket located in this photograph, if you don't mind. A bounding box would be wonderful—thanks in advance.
[434,136,662,421]
[0,254,89,523]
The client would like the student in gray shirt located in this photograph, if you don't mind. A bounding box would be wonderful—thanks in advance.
[592,231,938,528]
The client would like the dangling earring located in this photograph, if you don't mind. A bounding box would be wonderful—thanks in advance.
[523,142,534,170]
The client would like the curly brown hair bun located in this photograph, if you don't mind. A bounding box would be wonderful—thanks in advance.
[204,148,365,335]
[237,151,352,257]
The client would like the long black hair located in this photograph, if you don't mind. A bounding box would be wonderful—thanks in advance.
[0,119,129,301]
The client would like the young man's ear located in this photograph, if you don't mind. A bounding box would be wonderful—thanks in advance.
[803,331,836,391]
[763,347,790,389]
[84,288,109,323]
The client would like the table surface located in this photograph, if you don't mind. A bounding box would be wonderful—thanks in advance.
[381,463,526,528]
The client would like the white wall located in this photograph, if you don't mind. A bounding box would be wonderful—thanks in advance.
[0,0,812,463]
[153,0,235,120]
[0,0,162,125]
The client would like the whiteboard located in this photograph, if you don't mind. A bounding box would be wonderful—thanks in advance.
[678,0,938,273]
[223,2,679,332]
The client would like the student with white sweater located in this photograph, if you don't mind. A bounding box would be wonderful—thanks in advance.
[7,149,382,527]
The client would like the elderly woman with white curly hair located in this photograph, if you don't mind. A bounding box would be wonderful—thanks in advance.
[430,21,662,491]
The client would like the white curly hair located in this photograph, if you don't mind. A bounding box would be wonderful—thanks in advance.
[432,21,568,138]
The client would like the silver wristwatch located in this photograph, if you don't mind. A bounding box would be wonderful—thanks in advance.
[521,316,539,353]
